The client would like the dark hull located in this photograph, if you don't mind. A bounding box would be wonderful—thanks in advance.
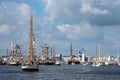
[74,61,80,64]
[55,64,61,66]
[38,63,44,65]
[0,62,6,65]
[68,61,80,64]
[22,65,39,71]
[44,62,55,65]
[68,61,72,64]
[22,68,39,71]
[43,60,55,65]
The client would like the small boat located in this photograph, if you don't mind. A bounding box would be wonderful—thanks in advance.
[92,62,100,67]
[55,60,61,66]
[21,13,39,71]
[104,61,109,65]
[117,62,120,66]
[118,63,120,66]
[82,62,88,65]
[22,61,39,71]
[22,65,39,71]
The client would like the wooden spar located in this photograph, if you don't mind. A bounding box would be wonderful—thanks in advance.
[29,13,33,62]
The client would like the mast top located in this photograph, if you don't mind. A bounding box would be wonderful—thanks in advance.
[30,13,33,21]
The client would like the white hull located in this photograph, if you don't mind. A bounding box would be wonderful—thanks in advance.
[82,62,88,65]
[92,62,100,67]
[117,62,120,66]
[22,65,39,71]
[71,62,75,65]
[105,62,109,65]
[55,61,61,65]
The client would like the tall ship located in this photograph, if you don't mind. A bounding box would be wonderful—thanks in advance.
[68,43,80,65]
[21,13,39,71]
[0,56,6,65]
[92,43,101,67]
[67,43,73,64]
[7,42,22,66]
[37,44,55,65]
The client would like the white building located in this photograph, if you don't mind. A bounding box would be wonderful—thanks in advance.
[77,53,85,62]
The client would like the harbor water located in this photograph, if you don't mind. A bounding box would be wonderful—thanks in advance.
[0,64,120,80]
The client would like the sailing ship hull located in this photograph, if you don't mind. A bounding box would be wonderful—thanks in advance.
[0,61,6,65]
[0,62,6,65]
[22,65,39,71]
[43,60,55,65]
[67,61,72,64]
[44,62,55,65]
[74,61,80,64]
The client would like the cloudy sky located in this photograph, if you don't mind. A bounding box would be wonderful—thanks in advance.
[0,0,120,57]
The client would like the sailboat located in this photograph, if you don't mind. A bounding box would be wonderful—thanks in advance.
[67,43,73,64]
[55,60,61,66]
[92,43,100,67]
[21,13,39,71]
[7,42,22,66]
[117,51,120,66]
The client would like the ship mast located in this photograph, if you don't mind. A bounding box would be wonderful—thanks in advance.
[29,13,33,62]
[96,43,98,62]
[70,43,73,61]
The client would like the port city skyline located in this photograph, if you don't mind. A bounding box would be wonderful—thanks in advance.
[0,0,120,57]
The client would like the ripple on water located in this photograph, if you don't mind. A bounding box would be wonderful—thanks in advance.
[0,65,120,80]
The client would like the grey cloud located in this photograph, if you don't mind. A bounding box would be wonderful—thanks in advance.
[40,0,120,26]
[0,1,31,54]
